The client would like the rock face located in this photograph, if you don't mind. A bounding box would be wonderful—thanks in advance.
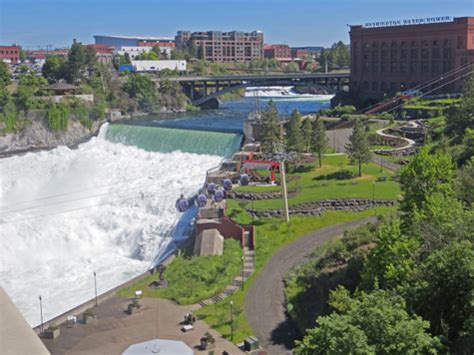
[247,198,397,218]
[0,111,103,156]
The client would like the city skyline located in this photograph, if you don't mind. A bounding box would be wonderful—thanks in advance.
[1,0,473,49]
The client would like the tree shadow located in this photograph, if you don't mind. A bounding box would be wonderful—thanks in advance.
[270,316,302,351]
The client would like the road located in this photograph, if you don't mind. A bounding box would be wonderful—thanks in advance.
[244,217,377,354]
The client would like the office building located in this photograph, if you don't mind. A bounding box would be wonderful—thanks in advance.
[175,30,264,62]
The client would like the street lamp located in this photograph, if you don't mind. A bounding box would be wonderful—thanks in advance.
[39,295,44,335]
[372,181,376,203]
[241,256,245,291]
[93,271,98,307]
[230,301,234,341]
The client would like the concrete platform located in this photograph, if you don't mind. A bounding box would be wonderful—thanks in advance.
[42,296,242,354]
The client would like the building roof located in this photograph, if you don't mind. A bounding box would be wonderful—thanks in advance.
[94,35,174,41]
[123,339,193,355]
[48,82,79,91]
[0,287,50,355]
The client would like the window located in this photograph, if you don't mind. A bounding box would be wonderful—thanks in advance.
[371,81,378,91]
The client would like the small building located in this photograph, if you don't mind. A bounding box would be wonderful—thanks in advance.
[0,45,21,64]
[122,338,193,355]
[131,60,186,72]
[48,82,79,95]
[194,229,224,256]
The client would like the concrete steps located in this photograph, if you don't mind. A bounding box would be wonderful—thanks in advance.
[195,248,256,308]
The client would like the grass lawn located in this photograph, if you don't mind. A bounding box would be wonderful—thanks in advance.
[118,239,242,305]
[234,155,401,211]
[194,206,395,343]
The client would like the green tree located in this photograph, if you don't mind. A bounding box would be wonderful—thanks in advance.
[362,220,419,290]
[15,74,47,111]
[260,100,282,153]
[456,157,474,206]
[284,62,300,73]
[345,120,371,176]
[122,74,158,112]
[295,288,441,354]
[0,61,11,87]
[445,72,474,143]
[410,241,474,346]
[294,313,375,355]
[311,118,328,167]
[63,42,96,83]
[399,146,454,214]
[458,127,474,165]
[286,109,304,152]
[302,118,313,153]
[19,49,27,62]
[42,56,66,83]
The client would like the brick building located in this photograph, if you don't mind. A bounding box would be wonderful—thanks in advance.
[350,17,474,99]
[263,44,291,61]
[175,30,263,62]
[0,45,21,64]
[86,44,114,63]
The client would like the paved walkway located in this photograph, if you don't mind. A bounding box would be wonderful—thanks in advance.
[42,297,243,354]
[244,217,376,354]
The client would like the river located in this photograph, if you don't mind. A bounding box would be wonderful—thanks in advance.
[0,89,331,326]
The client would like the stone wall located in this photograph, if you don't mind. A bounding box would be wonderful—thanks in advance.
[247,198,397,218]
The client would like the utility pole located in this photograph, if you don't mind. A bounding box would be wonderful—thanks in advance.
[280,160,290,223]
[325,59,328,73]
[39,296,44,335]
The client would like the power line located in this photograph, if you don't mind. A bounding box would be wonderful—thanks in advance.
[0,180,159,216]
[0,176,153,210]
[0,189,160,225]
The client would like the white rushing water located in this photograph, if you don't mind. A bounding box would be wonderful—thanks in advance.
[245,86,334,100]
[0,125,222,325]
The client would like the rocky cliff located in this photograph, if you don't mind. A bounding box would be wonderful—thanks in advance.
[0,110,103,157]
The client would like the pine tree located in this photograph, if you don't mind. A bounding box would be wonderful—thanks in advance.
[260,100,282,153]
[286,109,304,152]
[311,118,328,167]
[345,120,371,176]
[302,118,313,153]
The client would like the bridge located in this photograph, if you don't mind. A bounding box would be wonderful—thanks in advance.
[155,72,350,108]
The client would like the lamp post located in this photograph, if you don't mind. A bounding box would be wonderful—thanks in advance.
[93,271,98,307]
[380,155,383,173]
[372,181,375,203]
[230,301,234,341]
[39,295,44,335]
[241,256,245,291]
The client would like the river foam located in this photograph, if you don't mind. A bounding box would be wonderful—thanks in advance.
[0,129,222,325]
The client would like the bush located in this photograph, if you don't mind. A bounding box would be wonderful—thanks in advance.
[47,103,69,131]
[314,170,357,181]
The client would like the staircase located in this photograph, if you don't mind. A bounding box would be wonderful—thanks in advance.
[197,247,255,308]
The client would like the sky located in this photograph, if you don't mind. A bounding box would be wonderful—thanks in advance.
[0,0,473,49]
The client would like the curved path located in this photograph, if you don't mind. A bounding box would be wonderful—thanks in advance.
[244,217,377,354]
[375,120,418,152]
